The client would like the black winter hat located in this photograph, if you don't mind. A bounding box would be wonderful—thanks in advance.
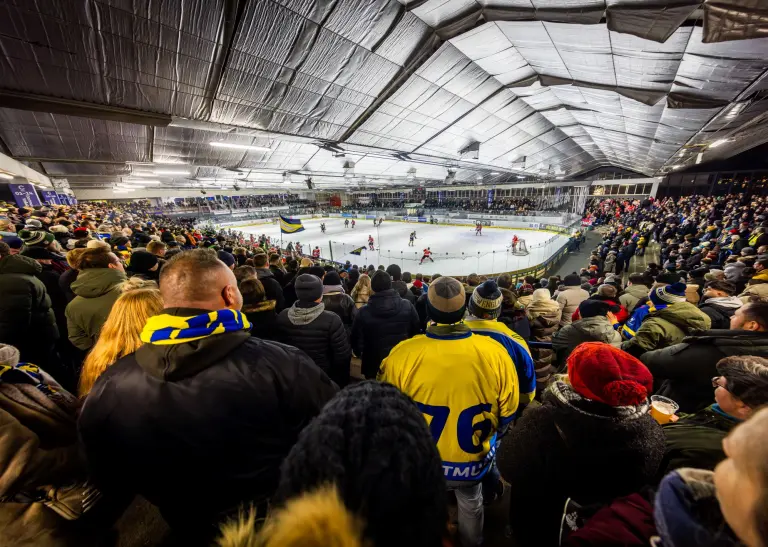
[578,299,613,318]
[323,270,342,286]
[371,270,392,292]
[564,273,581,286]
[128,250,159,273]
[385,263,402,281]
[308,266,325,279]
[468,280,502,319]
[275,381,447,547]
[295,274,323,302]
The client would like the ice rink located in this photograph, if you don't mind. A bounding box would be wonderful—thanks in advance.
[239,218,570,276]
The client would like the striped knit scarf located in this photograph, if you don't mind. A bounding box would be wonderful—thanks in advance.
[140,309,252,345]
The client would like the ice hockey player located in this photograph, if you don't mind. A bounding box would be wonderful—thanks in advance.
[351,219,356,228]
[368,235,375,250]
[312,246,321,259]
[409,231,416,246]
[475,222,483,236]
[320,222,326,233]
[419,247,433,264]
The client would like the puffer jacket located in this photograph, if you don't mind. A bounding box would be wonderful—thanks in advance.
[0,255,58,363]
[698,296,742,329]
[552,316,621,370]
[350,289,420,378]
[621,302,711,357]
[79,307,338,538]
[276,302,351,387]
[603,254,616,273]
[321,290,357,332]
[739,281,768,303]
[497,382,664,547]
[255,269,285,312]
[619,284,649,313]
[64,268,126,351]
[392,280,416,305]
[556,286,590,326]
[526,293,562,392]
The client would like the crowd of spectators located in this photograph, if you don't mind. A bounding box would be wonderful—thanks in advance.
[1,193,768,547]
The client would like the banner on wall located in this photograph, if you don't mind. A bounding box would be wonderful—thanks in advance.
[9,183,42,208]
[57,193,70,205]
[40,190,61,205]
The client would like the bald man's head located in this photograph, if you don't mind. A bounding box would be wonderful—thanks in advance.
[159,249,242,310]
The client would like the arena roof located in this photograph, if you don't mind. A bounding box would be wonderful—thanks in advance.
[0,0,766,191]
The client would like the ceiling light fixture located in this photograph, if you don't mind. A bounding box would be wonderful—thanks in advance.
[282,172,292,184]
[122,179,162,185]
[669,165,682,170]
[709,139,728,148]
[210,142,272,151]
[0,172,14,180]
[696,153,704,164]
[149,170,190,176]
[490,171,500,175]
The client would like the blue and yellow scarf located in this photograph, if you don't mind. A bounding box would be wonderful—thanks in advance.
[140,309,252,345]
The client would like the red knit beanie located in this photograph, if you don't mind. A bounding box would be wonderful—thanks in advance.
[567,342,653,406]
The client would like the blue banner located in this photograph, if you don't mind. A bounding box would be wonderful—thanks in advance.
[9,183,41,208]
[57,193,70,205]
[40,190,60,205]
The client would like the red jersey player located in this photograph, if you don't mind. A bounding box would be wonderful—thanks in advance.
[419,247,434,264]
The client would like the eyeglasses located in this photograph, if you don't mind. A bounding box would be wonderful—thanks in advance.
[712,376,728,391]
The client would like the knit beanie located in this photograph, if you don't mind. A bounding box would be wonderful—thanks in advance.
[567,342,653,406]
[128,250,158,273]
[469,280,503,319]
[427,276,466,324]
[308,266,325,279]
[274,381,447,547]
[649,282,687,307]
[323,271,342,286]
[295,274,323,302]
[0,344,20,366]
[217,250,235,268]
[385,264,402,281]
[370,270,392,293]
[564,273,581,286]
[18,229,54,246]
[578,299,613,318]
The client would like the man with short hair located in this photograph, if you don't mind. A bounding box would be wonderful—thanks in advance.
[79,250,337,539]
[268,253,286,286]
[698,279,743,329]
[379,276,520,547]
[146,240,167,257]
[386,263,415,305]
[65,247,126,351]
[619,273,651,313]
[641,298,768,413]
[552,299,622,369]
[253,253,285,311]
[661,355,768,474]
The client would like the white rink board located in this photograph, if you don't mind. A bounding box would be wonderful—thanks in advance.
[238,218,569,276]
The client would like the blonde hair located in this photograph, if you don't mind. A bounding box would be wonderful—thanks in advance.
[218,486,363,547]
[79,288,163,397]
[351,275,371,297]
[66,247,87,269]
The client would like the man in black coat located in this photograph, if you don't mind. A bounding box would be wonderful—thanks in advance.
[386,264,416,305]
[78,250,337,540]
[697,279,743,329]
[640,299,768,413]
[253,253,285,311]
[276,274,351,387]
[351,270,420,378]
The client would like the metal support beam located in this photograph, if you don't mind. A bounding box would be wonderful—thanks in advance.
[0,91,172,126]
[11,157,127,165]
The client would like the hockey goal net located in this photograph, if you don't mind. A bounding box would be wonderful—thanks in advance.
[511,239,529,256]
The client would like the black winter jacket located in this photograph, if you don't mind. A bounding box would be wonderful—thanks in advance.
[641,329,768,413]
[276,302,351,387]
[78,308,337,538]
[392,280,416,305]
[255,269,285,312]
[0,255,58,362]
[322,290,357,332]
[350,289,420,378]
[497,384,664,547]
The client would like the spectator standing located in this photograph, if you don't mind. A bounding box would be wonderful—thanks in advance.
[698,279,743,329]
[350,273,371,308]
[253,253,285,311]
[526,288,561,393]
[240,277,279,341]
[126,249,160,281]
[268,253,286,286]
[641,298,768,413]
[497,287,531,341]
[321,270,357,332]
[379,276,520,547]
[552,299,622,370]
[387,264,415,305]
[79,251,337,540]
[276,274,351,387]
[621,282,711,357]
[556,273,590,326]
[619,273,651,313]
[497,343,664,547]
[350,270,419,379]
[65,248,126,352]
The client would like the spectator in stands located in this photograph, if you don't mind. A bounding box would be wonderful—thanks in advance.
[571,283,629,324]
[239,277,279,342]
[386,264,415,305]
[253,253,285,311]
[661,355,768,475]
[79,286,163,396]
[622,282,711,357]
[268,253,286,286]
[350,273,371,308]
[276,274,351,387]
[556,273,590,326]
[641,297,768,413]
[219,382,448,547]
[498,287,531,341]
[497,343,663,547]
[698,279,743,329]
[0,251,59,371]
[351,270,419,380]
[65,247,126,352]
[620,273,651,313]
[517,283,534,307]
[526,288,561,393]
[126,249,160,281]
[321,270,357,332]
[146,240,166,257]
[552,299,621,370]
[379,276,520,547]
[79,250,337,540]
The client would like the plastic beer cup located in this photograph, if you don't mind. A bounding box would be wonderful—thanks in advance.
[650,395,679,425]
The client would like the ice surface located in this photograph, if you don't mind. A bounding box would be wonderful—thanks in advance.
[239,218,570,276]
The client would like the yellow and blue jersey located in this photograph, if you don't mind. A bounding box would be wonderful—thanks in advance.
[378,326,519,483]
[464,318,536,408]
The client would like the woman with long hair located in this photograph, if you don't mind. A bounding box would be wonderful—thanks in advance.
[350,274,372,308]
[79,287,163,397]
